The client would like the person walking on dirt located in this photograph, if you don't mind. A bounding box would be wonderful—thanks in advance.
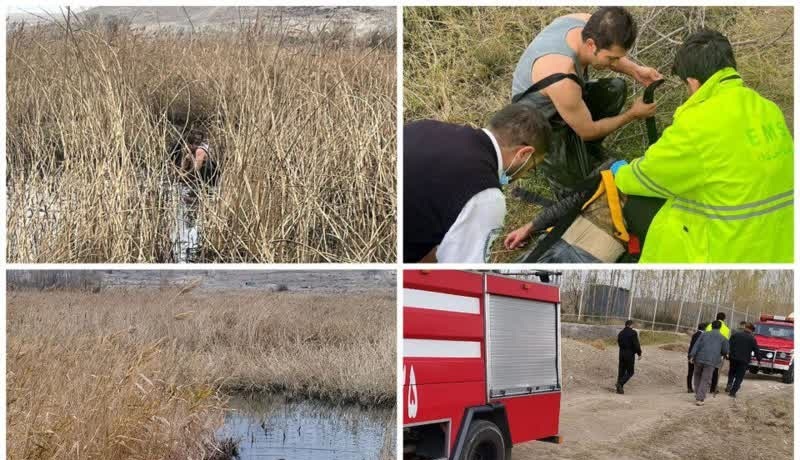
[705,312,731,394]
[725,320,748,386]
[726,322,760,398]
[612,29,793,263]
[511,7,660,197]
[689,320,730,406]
[687,322,708,393]
[403,104,551,263]
[616,319,642,394]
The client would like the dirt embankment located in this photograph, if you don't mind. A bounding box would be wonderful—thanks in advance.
[515,338,793,460]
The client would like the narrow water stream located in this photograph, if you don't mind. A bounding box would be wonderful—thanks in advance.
[172,184,201,263]
[218,395,392,460]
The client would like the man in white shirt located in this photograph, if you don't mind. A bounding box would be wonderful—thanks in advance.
[404,103,551,262]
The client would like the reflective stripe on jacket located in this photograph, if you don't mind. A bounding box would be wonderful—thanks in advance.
[616,68,793,262]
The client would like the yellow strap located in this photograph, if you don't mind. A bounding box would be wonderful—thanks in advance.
[579,170,631,243]
[581,180,606,211]
[601,170,630,243]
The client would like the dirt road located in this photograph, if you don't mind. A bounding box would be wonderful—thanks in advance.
[515,338,793,460]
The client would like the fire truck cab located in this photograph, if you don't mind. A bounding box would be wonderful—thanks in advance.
[403,270,562,460]
[749,314,794,384]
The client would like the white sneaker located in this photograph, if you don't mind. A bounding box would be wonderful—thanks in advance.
[695,400,705,406]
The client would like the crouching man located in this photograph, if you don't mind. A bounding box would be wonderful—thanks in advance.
[612,29,793,262]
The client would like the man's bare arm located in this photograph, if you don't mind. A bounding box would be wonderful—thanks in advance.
[548,79,641,141]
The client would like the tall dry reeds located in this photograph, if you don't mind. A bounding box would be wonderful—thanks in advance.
[7,14,396,262]
[7,288,395,459]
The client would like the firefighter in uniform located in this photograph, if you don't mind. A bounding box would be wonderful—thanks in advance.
[612,30,793,262]
[616,319,642,394]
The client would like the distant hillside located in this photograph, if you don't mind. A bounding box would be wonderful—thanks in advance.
[8,6,395,36]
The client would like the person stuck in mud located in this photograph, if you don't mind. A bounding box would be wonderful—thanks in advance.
[172,129,218,185]
[689,320,729,406]
[616,319,642,394]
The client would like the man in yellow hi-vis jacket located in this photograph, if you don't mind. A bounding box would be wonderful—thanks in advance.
[612,29,793,263]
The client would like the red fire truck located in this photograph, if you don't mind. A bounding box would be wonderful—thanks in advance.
[749,314,794,384]
[403,270,562,460]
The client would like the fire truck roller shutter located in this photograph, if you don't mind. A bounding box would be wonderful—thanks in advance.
[486,295,560,398]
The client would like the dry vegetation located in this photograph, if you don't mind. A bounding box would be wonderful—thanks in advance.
[404,6,793,262]
[7,13,396,262]
[7,288,395,459]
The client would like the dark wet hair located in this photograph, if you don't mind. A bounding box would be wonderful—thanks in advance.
[698,322,708,330]
[186,129,206,146]
[625,319,634,327]
[711,320,722,330]
[489,103,552,156]
[672,29,736,84]
[582,7,637,50]
[716,312,726,321]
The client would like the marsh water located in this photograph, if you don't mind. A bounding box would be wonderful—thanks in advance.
[172,184,202,263]
[218,395,392,460]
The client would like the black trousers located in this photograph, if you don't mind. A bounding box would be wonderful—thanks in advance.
[618,352,636,386]
[728,360,749,396]
[710,367,719,392]
[726,360,736,389]
[687,361,695,390]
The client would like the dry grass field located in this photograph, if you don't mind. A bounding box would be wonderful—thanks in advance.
[404,6,793,262]
[7,12,396,263]
[7,288,395,459]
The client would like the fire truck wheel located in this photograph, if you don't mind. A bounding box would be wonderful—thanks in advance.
[459,420,508,460]
[782,363,793,384]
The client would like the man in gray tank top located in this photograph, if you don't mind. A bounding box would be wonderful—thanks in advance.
[511,7,660,138]
[504,7,662,251]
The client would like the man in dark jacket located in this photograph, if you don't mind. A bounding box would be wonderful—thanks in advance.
[725,321,748,391]
[687,322,708,393]
[726,322,760,398]
[404,103,551,262]
[689,320,730,405]
[616,319,642,394]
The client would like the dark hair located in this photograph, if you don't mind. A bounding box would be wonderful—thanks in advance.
[716,312,726,321]
[745,322,755,331]
[711,320,722,330]
[672,29,736,84]
[489,104,552,157]
[186,129,206,146]
[739,321,747,326]
[698,322,708,331]
[625,319,634,327]
[582,7,637,50]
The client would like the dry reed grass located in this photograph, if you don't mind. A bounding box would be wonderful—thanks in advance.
[7,288,395,459]
[403,6,792,262]
[7,13,396,263]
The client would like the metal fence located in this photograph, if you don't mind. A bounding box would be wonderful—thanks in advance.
[561,289,788,333]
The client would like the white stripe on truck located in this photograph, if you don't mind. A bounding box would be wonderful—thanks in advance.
[404,339,482,358]
[404,288,480,314]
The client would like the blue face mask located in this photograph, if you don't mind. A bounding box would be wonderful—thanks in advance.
[500,151,532,186]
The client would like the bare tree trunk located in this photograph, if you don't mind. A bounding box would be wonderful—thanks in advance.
[628,271,637,320]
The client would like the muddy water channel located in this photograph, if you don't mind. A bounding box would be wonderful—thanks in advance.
[172,184,202,263]
[218,395,392,460]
